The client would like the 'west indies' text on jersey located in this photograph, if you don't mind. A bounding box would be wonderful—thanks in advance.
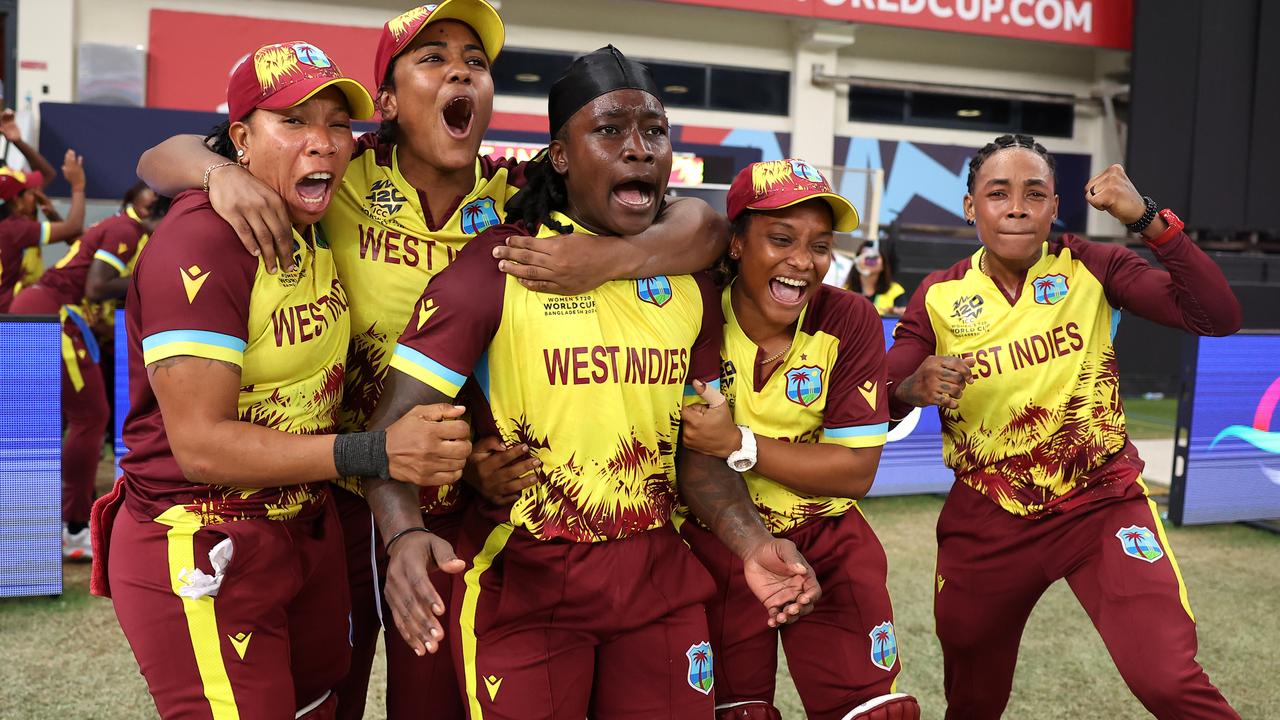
[390,213,722,542]
[322,133,523,511]
[888,232,1240,517]
[121,191,349,525]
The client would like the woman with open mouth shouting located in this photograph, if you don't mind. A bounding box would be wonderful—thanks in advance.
[94,41,472,719]
[363,46,819,720]
[135,3,727,719]
[677,159,920,720]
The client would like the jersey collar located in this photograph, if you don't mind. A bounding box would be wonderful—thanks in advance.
[722,281,812,392]
[535,211,599,239]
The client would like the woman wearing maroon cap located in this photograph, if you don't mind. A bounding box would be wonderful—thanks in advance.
[675,159,919,720]
[136,4,728,719]
[94,41,470,720]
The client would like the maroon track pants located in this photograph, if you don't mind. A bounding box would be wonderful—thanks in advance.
[450,509,716,720]
[332,485,465,720]
[107,495,351,719]
[935,480,1238,720]
[683,509,901,720]
[11,284,108,525]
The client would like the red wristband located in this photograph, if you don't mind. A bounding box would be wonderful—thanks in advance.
[1145,208,1185,248]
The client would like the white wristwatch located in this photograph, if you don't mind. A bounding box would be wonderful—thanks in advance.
[726,425,758,472]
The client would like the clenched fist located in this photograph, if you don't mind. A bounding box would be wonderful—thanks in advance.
[894,355,975,411]
[385,404,472,486]
[1085,164,1167,238]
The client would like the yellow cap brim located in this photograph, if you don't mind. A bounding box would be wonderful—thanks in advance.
[289,77,377,121]
[751,192,861,233]
[419,0,506,63]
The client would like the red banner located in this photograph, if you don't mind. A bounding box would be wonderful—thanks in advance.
[653,0,1132,50]
[147,10,380,112]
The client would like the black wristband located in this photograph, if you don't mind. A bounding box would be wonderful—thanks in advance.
[334,430,390,481]
[385,526,432,554]
[1125,195,1159,235]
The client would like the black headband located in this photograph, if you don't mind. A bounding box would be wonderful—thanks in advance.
[547,45,662,139]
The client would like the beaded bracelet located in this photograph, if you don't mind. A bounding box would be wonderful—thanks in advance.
[1125,195,1159,235]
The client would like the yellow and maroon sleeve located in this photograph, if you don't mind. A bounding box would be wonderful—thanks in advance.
[388,226,510,398]
[1061,232,1242,337]
[8,216,46,249]
[886,272,945,420]
[683,272,724,405]
[136,201,257,367]
[481,154,529,190]
[815,289,888,448]
[91,221,142,276]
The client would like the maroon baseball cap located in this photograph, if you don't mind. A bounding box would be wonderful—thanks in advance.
[726,159,860,233]
[227,41,375,123]
[0,167,43,203]
[374,1,505,87]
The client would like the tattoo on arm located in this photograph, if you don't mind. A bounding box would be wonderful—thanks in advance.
[679,449,770,558]
[147,355,240,375]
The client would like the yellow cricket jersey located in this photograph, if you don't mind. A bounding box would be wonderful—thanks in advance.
[721,283,889,534]
[322,134,522,511]
[121,190,349,524]
[886,236,1196,518]
[390,212,723,542]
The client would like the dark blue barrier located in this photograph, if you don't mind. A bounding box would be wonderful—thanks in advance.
[867,318,954,497]
[1172,332,1280,524]
[0,316,63,597]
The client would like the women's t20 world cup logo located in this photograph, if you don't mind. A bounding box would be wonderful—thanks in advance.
[1211,376,1280,485]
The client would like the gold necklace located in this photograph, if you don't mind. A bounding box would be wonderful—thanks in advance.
[759,342,791,365]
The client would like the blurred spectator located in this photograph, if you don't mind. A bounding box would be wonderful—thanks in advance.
[847,240,906,316]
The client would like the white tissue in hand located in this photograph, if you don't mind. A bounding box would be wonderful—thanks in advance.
[176,537,234,600]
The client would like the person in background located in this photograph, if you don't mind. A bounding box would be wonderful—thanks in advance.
[847,241,905,317]
[0,108,86,312]
[10,182,166,560]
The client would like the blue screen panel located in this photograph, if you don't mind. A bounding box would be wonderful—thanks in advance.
[0,317,63,597]
[865,318,954,497]
[114,309,128,479]
[1180,333,1280,524]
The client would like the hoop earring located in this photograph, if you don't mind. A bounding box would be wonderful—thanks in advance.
[966,218,975,226]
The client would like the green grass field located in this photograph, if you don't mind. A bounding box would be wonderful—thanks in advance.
[1123,397,1178,440]
[3,491,1276,719]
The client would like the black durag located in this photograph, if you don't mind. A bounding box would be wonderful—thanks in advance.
[547,46,662,138]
